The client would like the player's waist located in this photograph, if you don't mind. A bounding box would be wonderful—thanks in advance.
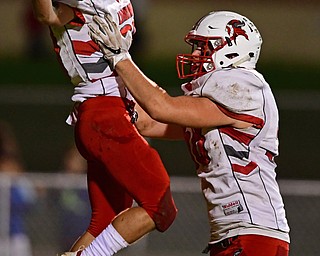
[71,76,133,103]
[78,96,131,112]
[204,234,289,254]
[210,223,290,244]
[74,76,120,95]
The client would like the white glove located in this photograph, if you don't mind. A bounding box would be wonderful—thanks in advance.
[88,13,132,70]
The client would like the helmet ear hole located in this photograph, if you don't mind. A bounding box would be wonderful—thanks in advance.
[225,53,239,59]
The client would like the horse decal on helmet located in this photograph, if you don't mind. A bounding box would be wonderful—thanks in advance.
[226,20,249,45]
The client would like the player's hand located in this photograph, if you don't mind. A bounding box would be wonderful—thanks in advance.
[88,13,132,70]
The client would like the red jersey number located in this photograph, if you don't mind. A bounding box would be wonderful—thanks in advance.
[184,128,210,169]
[117,2,135,36]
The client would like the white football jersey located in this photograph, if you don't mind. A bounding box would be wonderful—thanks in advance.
[51,0,135,102]
[182,68,290,243]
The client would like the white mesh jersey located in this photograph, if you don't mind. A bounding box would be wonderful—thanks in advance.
[51,0,135,102]
[181,68,290,244]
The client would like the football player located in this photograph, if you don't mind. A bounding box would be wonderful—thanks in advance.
[88,10,290,256]
[31,0,177,255]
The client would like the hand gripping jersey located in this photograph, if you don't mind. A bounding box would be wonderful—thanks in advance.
[181,68,290,244]
[51,0,135,102]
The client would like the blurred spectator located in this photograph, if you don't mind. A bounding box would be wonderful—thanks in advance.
[0,120,35,256]
[57,143,91,251]
[0,121,24,172]
[62,143,87,175]
[24,6,48,59]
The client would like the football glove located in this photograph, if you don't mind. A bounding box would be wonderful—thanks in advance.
[88,13,132,70]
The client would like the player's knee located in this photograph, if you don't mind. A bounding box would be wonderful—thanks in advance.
[152,187,178,232]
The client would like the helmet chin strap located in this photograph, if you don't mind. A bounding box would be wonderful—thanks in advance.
[231,52,254,68]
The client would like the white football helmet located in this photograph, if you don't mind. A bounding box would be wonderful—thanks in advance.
[176,11,263,79]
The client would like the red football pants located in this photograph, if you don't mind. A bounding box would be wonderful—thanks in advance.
[74,96,177,237]
[210,235,289,256]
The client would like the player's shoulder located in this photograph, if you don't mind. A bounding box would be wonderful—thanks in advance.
[211,67,262,81]
[199,68,267,112]
[201,68,265,90]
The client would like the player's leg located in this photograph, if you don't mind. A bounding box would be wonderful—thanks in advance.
[69,160,133,251]
[74,96,177,251]
[107,139,177,234]
[86,160,134,237]
[87,96,177,233]
[78,130,175,255]
[100,138,176,243]
[210,234,289,256]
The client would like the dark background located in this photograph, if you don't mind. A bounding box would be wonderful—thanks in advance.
[0,58,319,180]
[0,0,319,179]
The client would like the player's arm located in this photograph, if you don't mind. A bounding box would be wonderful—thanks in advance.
[32,0,74,26]
[118,60,250,129]
[89,15,251,129]
[134,103,185,140]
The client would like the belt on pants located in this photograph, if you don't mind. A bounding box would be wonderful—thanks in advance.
[202,236,238,254]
